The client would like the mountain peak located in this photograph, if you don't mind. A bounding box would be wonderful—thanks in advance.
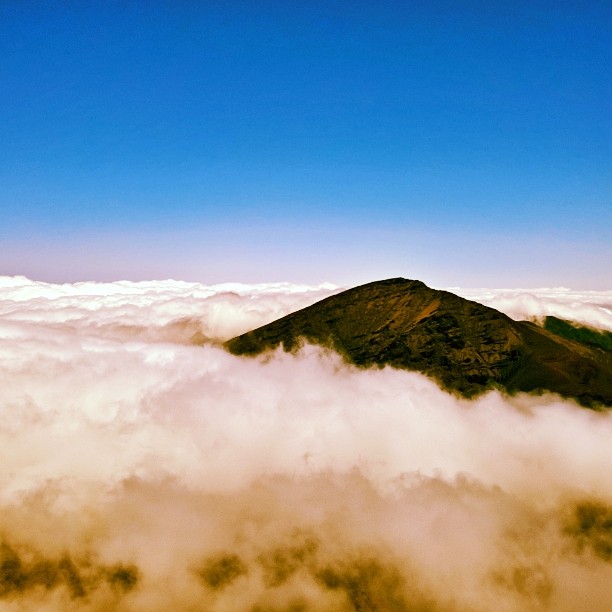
[225,279,612,407]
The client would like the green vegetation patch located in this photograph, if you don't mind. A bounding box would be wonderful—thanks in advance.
[544,316,612,353]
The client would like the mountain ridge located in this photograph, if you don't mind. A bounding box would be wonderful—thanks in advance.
[225,278,612,408]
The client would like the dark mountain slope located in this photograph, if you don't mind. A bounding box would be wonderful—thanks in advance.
[226,278,612,407]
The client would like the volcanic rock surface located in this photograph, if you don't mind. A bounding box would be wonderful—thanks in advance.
[225,278,612,407]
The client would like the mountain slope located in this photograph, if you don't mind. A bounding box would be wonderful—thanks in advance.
[543,316,612,353]
[225,278,612,407]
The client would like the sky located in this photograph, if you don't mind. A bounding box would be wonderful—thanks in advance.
[1,1,611,288]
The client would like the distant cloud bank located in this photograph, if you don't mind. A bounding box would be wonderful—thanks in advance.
[454,286,612,331]
[1,277,612,610]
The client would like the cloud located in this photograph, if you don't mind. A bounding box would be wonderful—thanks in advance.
[452,286,612,331]
[1,277,612,610]
[0,276,341,344]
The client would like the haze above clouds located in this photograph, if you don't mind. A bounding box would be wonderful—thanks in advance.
[2,277,612,610]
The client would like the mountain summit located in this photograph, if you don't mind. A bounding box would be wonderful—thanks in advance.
[226,278,612,407]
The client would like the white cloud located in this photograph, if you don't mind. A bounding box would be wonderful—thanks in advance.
[0,277,611,610]
[0,276,341,344]
[452,286,612,331]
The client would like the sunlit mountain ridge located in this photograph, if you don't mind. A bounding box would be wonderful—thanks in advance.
[227,278,612,408]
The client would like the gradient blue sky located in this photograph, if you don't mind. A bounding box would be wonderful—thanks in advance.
[1,1,611,288]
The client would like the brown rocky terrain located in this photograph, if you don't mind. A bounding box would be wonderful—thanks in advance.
[226,278,612,407]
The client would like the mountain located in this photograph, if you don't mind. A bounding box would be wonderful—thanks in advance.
[225,278,612,408]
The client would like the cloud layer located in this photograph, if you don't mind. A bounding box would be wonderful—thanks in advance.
[454,286,612,332]
[1,277,612,610]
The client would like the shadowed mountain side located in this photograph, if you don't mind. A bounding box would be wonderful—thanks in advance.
[225,279,612,408]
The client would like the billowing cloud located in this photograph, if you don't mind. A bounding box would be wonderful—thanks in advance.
[0,276,341,344]
[1,277,612,610]
[453,286,612,331]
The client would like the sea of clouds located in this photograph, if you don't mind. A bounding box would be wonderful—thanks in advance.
[1,276,612,611]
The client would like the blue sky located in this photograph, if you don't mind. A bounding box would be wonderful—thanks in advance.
[1,1,611,287]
